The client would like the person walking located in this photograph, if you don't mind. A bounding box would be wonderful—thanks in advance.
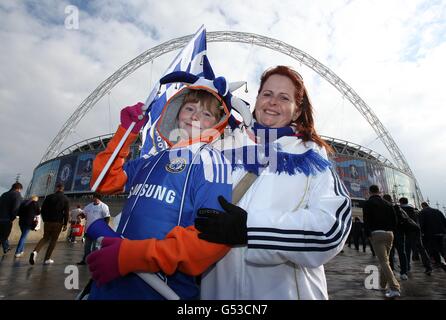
[29,183,69,265]
[419,202,446,271]
[15,195,40,257]
[0,182,23,254]
[352,217,366,252]
[77,193,110,265]
[383,194,409,281]
[68,204,84,243]
[363,185,400,298]
[399,197,432,274]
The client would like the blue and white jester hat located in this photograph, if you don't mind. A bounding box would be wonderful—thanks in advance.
[156,55,252,147]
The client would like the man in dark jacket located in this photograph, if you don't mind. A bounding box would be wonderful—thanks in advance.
[351,217,366,251]
[29,183,69,265]
[0,182,23,254]
[419,202,446,271]
[383,194,409,280]
[399,197,432,274]
[363,185,400,298]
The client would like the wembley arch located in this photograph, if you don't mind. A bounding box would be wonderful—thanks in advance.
[38,31,423,202]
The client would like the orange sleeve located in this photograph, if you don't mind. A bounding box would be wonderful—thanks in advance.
[90,125,139,194]
[118,226,230,276]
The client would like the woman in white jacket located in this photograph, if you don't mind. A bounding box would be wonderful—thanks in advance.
[195,65,352,300]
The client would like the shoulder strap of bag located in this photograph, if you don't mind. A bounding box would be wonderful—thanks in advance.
[232,172,258,205]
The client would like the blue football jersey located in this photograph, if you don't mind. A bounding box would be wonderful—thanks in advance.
[89,143,232,300]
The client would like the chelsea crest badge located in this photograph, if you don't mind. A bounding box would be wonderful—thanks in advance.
[165,157,187,173]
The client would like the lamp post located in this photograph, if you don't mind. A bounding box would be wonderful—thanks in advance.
[412,193,418,208]
[392,184,399,202]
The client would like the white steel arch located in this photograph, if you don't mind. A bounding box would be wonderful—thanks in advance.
[39,31,422,199]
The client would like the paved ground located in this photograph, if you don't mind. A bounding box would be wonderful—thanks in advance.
[1,241,445,300]
[326,246,446,300]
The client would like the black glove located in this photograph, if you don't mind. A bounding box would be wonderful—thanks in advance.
[195,196,247,245]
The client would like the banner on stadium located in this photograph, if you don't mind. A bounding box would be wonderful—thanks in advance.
[56,155,78,192]
[73,153,96,191]
[333,157,368,199]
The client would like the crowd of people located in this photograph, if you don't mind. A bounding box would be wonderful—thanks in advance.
[361,185,446,298]
[0,182,107,266]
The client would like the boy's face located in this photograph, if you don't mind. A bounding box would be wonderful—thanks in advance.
[177,101,218,138]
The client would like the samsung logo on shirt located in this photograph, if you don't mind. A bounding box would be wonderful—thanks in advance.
[128,183,176,204]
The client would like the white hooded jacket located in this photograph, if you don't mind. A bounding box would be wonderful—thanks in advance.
[201,125,352,300]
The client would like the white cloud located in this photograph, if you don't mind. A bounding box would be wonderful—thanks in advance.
[1,0,445,209]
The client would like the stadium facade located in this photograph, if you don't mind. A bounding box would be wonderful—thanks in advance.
[27,133,421,217]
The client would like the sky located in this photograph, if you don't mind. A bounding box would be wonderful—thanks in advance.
[1,0,445,210]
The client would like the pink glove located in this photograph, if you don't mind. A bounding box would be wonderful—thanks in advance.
[87,237,123,286]
[120,102,147,133]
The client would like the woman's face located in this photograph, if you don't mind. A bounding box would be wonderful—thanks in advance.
[177,101,218,138]
[254,74,300,128]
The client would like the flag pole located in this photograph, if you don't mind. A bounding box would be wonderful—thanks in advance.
[93,25,206,191]
[91,121,136,192]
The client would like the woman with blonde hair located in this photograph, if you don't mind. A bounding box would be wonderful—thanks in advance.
[15,195,40,257]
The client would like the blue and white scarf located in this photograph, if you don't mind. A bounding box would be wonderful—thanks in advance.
[229,122,331,176]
